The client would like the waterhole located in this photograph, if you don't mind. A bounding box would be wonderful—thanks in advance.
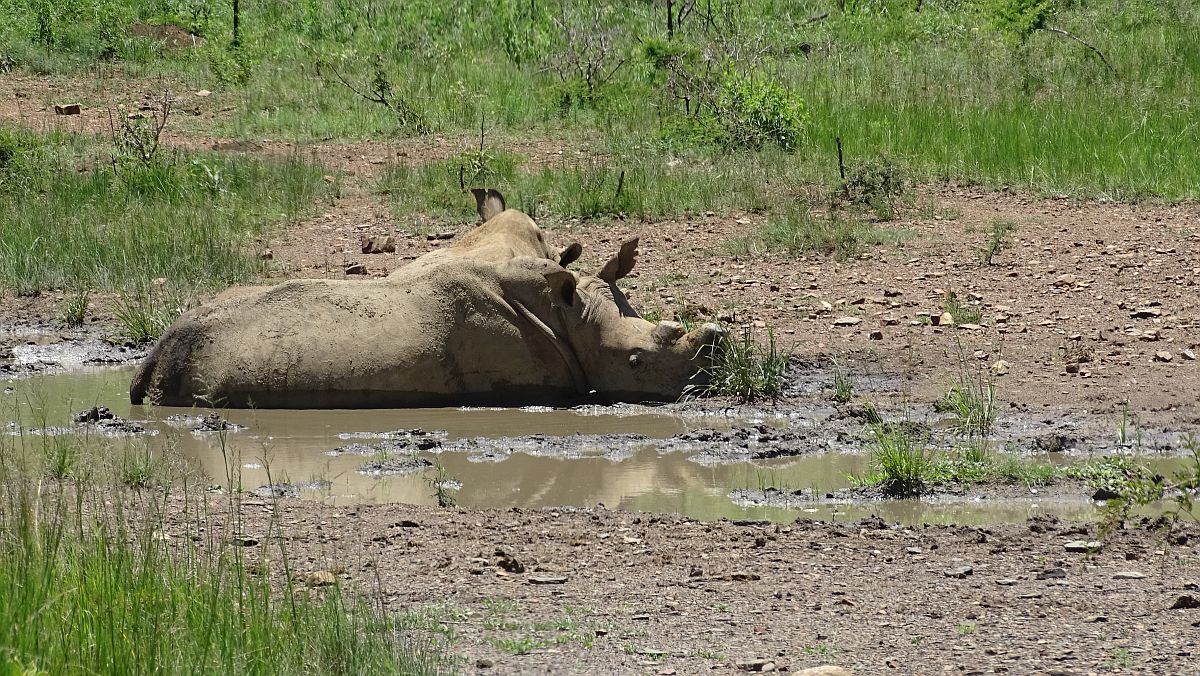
[3,367,1187,525]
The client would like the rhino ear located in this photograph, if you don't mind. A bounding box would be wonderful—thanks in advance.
[545,268,577,307]
[597,237,639,284]
[558,242,582,268]
[471,188,506,222]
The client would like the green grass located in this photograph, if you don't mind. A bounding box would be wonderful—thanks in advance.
[0,413,443,674]
[936,365,999,438]
[3,0,1196,201]
[693,326,791,403]
[0,127,327,295]
[731,206,913,260]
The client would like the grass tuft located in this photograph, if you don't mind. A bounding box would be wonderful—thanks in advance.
[695,326,790,403]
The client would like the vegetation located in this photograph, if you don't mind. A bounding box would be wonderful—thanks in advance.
[0,127,327,296]
[978,219,1017,265]
[936,366,998,437]
[695,326,790,403]
[731,206,911,260]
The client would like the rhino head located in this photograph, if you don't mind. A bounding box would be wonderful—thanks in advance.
[499,238,725,403]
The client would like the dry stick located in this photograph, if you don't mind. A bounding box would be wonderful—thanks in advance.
[1042,26,1116,75]
[836,136,846,181]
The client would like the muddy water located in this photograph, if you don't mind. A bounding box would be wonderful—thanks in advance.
[0,367,1142,525]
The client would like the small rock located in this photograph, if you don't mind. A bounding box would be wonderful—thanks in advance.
[360,235,396,254]
[1113,571,1146,580]
[344,262,367,275]
[476,658,494,669]
[1064,540,1101,553]
[1036,567,1067,580]
[54,103,81,115]
[426,231,456,240]
[937,311,955,326]
[195,89,212,97]
[905,547,922,555]
[943,566,973,579]
[1131,307,1163,319]
[1052,274,1077,287]
[868,330,883,340]
[1154,351,1173,362]
[74,406,115,423]
[795,668,854,676]
[1183,349,1197,361]
[883,288,902,297]
[995,579,1018,586]
[990,359,1010,376]
[1169,594,1200,610]
[231,535,258,547]
[958,323,982,331]
[833,316,861,326]
[528,575,568,585]
[736,659,774,672]
[303,570,337,587]
[1086,615,1108,623]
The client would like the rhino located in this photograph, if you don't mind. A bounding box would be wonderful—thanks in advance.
[129,190,723,408]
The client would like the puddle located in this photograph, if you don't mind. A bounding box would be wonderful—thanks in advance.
[2,367,1195,525]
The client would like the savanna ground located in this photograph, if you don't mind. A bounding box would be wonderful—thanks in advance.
[1,0,1199,673]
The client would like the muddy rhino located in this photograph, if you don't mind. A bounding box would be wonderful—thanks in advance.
[129,190,723,408]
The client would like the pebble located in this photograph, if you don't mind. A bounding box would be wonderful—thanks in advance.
[1064,540,1101,553]
[1154,351,1173,362]
[1036,567,1067,579]
[1113,571,1146,580]
[833,317,861,326]
[943,566,973,579]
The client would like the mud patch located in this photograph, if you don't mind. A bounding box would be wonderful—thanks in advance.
[165,413,245,433]
[358,456,433,476]
[252,480,333,499]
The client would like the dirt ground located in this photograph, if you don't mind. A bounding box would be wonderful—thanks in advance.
[173,493,1200,675]
[4,74,1200,674]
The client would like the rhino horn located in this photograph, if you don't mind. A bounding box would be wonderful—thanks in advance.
[471,188,506,222]
[597,237,639,284]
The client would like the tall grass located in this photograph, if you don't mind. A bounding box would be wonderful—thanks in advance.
[0,409,442,674]
[4,0,1195,199]
[694,326,790,403]
[0,127,327,295]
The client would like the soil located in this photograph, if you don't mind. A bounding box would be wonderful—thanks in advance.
[170,493,1200,675]
[4,72,1200,673]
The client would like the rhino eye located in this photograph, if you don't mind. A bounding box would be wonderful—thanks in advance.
[628,353,641,369]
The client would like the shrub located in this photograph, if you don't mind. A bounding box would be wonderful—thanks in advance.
[838,156,908,220]
[714,68,807,151]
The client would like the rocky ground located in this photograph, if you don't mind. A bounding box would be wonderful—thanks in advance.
[171,493,1200,675]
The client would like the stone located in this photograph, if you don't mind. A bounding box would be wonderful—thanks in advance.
[868,331,883,340]
[54,103,81,115]
[1130,307,1162,319]
[528,575,568,585]
[1113,571,1146,580]
[1183,349,1197,361]
[1154,351,1173,362]
[231,535,258,547]
[74,406,114,423]
[795,668,853,676]
[1169,594,1200,610]
[1036,567,1067,579]
[344,262,367,275]
[1064,540,1101,553]
[937,311,955,326]
[958,323,982,331]
[427,231,456,240]
[943,566,973,579]
[995,579,1018,586]
[736,660,774,672]
[1052,274,1077,287]
[360,235,396,254]
[833,317,861,326]
[303,570,337,587]
[195,89,212,97]
[990,360,1010,376]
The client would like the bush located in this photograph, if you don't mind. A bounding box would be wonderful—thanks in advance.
[714,68,807,151]
[838,156,908,220]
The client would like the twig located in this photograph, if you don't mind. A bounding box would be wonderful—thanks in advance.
[1042,26,1116,75]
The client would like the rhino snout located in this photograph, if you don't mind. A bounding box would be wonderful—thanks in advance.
[691,322,726,348]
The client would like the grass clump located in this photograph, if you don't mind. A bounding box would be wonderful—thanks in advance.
[695,326,790,403]
[978,219,1017,265]
[858,420,932,497]
[732,207,910,261]
[837,156,909,221]
[941,290,983,325]
[936,368,998,438]
[112,282,186,343]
